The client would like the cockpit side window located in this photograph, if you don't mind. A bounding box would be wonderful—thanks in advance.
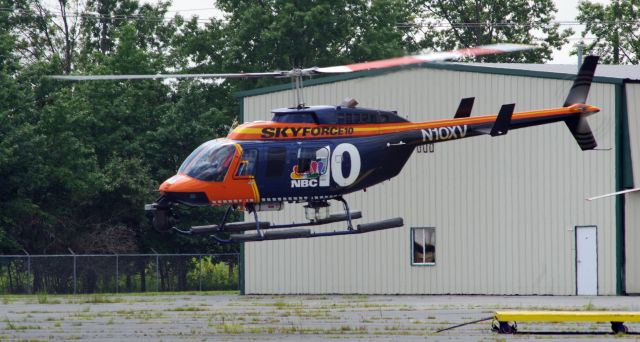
[235,149,258,177]
[178,140,236,182]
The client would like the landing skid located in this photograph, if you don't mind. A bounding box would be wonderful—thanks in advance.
[172,198,403,243]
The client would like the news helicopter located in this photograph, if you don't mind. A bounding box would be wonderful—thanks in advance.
[52,45,600,243]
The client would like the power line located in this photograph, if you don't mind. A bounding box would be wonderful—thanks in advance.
[3,7,640,27]
[0,7,220,23]
[397,20,640,28]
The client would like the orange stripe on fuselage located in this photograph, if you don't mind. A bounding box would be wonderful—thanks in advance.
[228,104,599,141]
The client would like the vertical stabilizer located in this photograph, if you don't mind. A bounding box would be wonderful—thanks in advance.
[566,116,598,150]
[563,55,599,150]
[563,56,598,107]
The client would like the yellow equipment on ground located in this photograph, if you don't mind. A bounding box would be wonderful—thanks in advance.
[493,310,640,334]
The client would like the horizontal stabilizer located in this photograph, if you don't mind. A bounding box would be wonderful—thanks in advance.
[454,97,475,118]
[564,56,599,107]
[490,104,515,136]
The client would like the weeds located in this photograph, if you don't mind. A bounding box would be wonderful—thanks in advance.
[34,292,60,305]
[584,301,595,311]
[36,292,48,304]
[169,306,207,312]
[216,323,245,334]
[4,316,41,330]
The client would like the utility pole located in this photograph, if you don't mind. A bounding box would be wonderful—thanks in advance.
[577,42,585,71]
[612,0,620,64]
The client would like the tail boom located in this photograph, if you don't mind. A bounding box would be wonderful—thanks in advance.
[397,104,600,145]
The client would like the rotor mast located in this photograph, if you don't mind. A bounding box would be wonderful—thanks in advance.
[291,69,306,108]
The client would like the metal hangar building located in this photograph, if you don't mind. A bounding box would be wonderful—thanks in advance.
[236,61,640,296]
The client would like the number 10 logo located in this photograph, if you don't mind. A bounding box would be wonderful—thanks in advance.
[331,143,361,187]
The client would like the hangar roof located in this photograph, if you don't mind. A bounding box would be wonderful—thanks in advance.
[475,63,640,82]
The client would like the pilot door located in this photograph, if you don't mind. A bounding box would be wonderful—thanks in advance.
[229,145,260,203]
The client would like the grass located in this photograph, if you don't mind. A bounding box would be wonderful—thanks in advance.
[73,294,123,304]
[4,317,41,331]
[0,290,239,303]
[36,292,60,305]
[216,323,246,334]
[168,306,208,312]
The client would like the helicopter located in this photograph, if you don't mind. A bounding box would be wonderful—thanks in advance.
[52,45,600,243]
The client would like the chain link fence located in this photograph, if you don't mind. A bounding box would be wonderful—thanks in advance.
[0,253,239,294]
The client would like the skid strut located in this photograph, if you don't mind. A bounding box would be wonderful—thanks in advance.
[172,198,404,243]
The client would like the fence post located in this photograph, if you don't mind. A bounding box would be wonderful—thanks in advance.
[151,248,159,292]
[22,250,31,295]
[68,248,76,294]
[199,255,203,291]
[115,254,119,294]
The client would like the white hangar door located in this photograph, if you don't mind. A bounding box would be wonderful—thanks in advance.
[576,226,598,295]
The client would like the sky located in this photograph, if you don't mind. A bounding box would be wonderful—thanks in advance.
[552,0,612,64]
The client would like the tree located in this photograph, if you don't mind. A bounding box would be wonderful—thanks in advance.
[204,0,422,90]
[577,0,640,64]
[416,0,573,62]
[0,0,37,252]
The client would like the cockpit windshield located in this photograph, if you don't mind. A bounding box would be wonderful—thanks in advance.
[178,140,236,182]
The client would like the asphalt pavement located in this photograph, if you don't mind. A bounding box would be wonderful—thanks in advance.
[1,293,639,341]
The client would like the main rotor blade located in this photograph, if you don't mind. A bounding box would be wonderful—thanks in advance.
[48,71,286,81]
[48,43,536,81]
[312,43,536,74]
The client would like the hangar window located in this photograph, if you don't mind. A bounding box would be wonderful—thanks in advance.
[411,227,435,265]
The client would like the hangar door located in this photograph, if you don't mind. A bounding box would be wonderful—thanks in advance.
[576,226,598,295]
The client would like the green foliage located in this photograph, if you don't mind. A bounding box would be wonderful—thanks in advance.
[187,256,238,291]
[417,0,572,62]
[213,0,423,89]
[577,0,640,64]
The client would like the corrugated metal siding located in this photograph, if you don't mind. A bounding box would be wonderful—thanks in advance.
[624,83,640,294]
[243,67,617,295]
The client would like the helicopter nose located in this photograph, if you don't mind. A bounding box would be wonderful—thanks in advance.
[159,174,186,192]
[159,174,210,192]
[159,174,211,206]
